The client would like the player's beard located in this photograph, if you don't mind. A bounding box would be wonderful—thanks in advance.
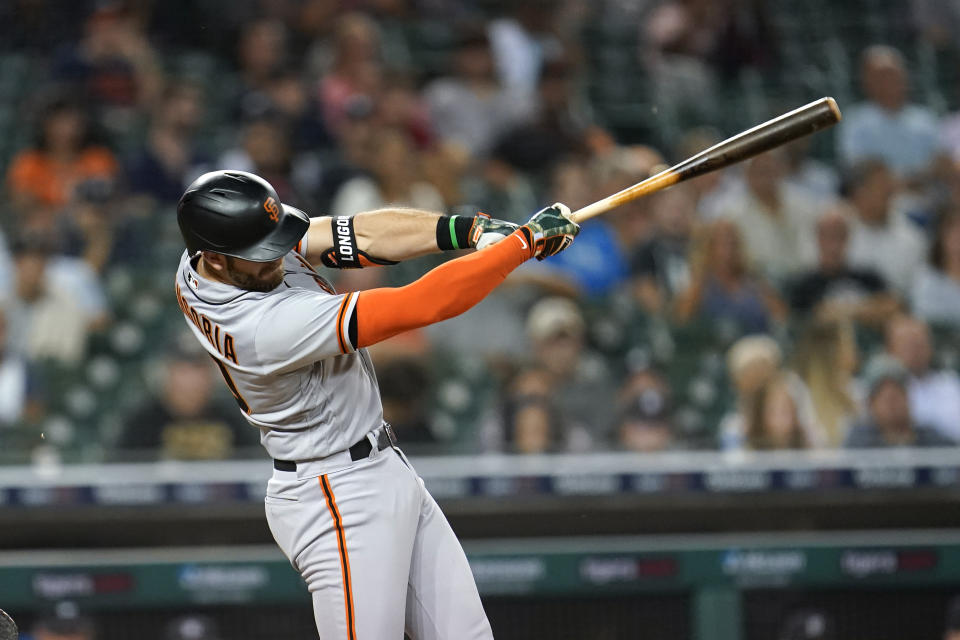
[225,257,285,292]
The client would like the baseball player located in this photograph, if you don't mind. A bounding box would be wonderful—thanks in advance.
[174,170,579,639]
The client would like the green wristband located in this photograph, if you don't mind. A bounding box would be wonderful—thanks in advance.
[436,215,474,250]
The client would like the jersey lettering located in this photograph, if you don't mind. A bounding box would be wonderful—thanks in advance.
[176,283,239,364]
[201,316,214,344]
[223,334,238,365]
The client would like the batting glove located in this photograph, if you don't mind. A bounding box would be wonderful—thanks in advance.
[470,212,521,250]
[519,203,580,260]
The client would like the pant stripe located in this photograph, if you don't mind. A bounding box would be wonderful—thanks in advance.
[320,474,357,640]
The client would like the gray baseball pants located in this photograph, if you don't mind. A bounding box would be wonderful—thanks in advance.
[265,438,493,639]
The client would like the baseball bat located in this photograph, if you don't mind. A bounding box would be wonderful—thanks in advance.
[570,97,842,223]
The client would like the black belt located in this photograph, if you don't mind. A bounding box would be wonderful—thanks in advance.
[274,424,398,472]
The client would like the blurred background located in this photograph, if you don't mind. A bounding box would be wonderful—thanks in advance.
[1,0,960,638]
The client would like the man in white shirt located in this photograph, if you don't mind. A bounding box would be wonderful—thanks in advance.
[714,149,823,283]
[424,27,533,159]
[838,45,941,179]
[843,159,927,294]
[886,314,960,443]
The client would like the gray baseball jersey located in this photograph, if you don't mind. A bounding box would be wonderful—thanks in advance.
[174,246,383,462]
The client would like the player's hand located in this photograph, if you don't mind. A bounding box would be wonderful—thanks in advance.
[469,212,520,250]
[520,203,580,260]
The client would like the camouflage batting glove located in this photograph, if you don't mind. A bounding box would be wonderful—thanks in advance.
[519,203,580,260]
[469,212,521,250]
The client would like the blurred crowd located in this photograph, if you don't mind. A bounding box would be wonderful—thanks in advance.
[0,0,959,462]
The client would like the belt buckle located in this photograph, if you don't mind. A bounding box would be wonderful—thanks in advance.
[382,422,398,447]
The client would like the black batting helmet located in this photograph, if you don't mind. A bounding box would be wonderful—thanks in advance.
[177,170,309,262]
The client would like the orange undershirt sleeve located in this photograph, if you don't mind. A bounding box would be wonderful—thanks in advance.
[354,230,533,348]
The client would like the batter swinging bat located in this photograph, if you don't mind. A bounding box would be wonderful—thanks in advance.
[0,608,17,640]
[570,97,842,223]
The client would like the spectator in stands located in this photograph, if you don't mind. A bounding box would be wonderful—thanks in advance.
[885,314,960,443]
[331,127,444,216]
[838,46,941,180]
[912,0,960,50]
[719,335,824,450]
[713,149,822,283]
[235,18,289,119]
[844,159,927,294]
[502,368,562,453]
[745,373,814,450]
[315,96,377,210]
[6,235,102,365]
[845,355,952,448]
[0,306,41,428]
[114,341,257,460]
[44,213,111,327]
[631,185,695,314]
[357,0,414,74]
[945,595,960,640]
[492,57,592,178]
[218,115,314,209]
[424,24,533,159]
[674,219,787,334]
[522,297,616,450]
[266,71,332,155]
[642,0,720,125]
[644,0,775,113]
[51,4,162,117]
[787,207,898,327]
[32,601,95,640]
[6,96,118,227]
[488,2,560,98]
[794,320,861,447]
[319,13,385,137]
[58,178,126,274]
[376,78,432,150]
[125,81,210,204]
[616,368,675,453]
[251,71,331,195]
[912,211,960,326]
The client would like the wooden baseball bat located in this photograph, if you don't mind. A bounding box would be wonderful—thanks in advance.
[570,97,842,223]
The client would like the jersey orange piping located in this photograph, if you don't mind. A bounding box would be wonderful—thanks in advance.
[335,292,354,354]
[320,474,357,640]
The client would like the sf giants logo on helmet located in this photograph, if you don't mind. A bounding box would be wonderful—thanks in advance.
[264,197,280,222]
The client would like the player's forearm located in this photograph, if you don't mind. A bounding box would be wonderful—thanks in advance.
[302,208,482,267]
[353,230,533,348]
[354,208,445,260]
